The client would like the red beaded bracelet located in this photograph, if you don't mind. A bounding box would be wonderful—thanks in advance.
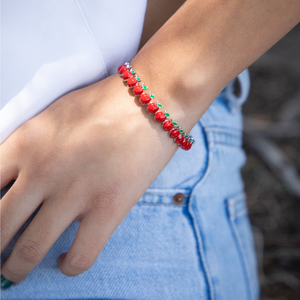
[118,62,195,151]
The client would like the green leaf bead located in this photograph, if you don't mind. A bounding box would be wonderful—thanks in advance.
[165,113,170,117]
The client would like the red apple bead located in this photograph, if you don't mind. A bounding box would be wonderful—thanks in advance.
[183,142,192,151]
[175,135,184,144]
[118,64,126,71]
[133,84,144,95]
[140,93,151,105]
[118,65,128,74]
[169,128,180,138]
[162,120,174,131]
[127,77,138,87]
[122,70,132,80]
[147,102,159,114]
[180,138,189,148]
[155,112,166,123]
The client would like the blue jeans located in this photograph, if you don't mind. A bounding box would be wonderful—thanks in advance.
[1,70,259,300]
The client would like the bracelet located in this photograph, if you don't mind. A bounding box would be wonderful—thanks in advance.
[118,62,195,151]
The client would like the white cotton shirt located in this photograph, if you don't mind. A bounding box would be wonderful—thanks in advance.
[1,0,147,144]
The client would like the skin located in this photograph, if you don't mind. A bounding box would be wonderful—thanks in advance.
[1,0,300,285]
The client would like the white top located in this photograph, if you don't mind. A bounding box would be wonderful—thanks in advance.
[1,0,147,144]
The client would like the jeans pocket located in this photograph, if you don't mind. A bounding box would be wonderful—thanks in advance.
[226,193,259,300]
[148,121,209,190]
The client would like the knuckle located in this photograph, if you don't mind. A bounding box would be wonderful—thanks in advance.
[32,151,61,178]
[27,143,66,180]
[97,184,123,210]
[101,193,119,212]
[88,183,125,223]
[67,254,94,274]
[15,238,45,263]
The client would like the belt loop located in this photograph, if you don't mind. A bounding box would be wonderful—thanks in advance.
[223,69,251,113]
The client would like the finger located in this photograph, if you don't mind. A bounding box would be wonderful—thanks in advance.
[1,175,44,252]
[58,204,124,277]
[0,145,19,189]
[1,194,82,283]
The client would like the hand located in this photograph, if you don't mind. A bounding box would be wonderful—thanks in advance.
[0,73,179,284]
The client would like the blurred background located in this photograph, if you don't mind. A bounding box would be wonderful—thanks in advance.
[242,23,300,300]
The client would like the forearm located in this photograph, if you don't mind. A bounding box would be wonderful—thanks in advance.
[131,0,300,130]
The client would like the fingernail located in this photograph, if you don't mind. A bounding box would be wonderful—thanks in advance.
[1,275,14,290]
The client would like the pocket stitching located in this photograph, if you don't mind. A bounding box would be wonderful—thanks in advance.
[226,194,253,300]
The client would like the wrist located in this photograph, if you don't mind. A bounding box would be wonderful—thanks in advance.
[130,52,219,132]
[95,73,181,154]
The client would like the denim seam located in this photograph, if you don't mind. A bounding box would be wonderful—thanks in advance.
[190,122,212,191]
[227,193,246,218]
[228,209,247,220]
[229,218,252,300]
[234,210,247,218]
[227,196,252,300]
[74,0,108,78]
[187,121,216,300]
